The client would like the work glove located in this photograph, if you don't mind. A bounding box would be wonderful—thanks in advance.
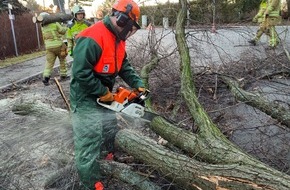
[137,87,145,93]
[133,87,146,95]
[99,89,114,102]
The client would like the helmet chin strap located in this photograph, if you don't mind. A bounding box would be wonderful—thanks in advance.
[118,19,134,41]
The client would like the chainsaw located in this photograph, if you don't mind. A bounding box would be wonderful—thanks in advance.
[97,87,156,121]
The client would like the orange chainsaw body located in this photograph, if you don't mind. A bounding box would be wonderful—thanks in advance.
[114,87,137,103]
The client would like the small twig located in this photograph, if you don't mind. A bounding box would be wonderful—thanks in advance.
[54,77,70,111]
[281,27,290,63]
[213,74,217,100]
[10,80,20,88]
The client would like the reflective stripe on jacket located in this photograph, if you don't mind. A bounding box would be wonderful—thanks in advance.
[41,22,67,49]
[256,1,268,23]
[267,0,281,17]
[66,20,90,49]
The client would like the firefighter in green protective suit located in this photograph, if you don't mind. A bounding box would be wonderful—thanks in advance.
[40,12,68,86]
[248,0,281,48]
[70,0,146,189]
[66,5,91,56]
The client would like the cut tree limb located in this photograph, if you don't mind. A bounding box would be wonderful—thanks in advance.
[32,13,73,25]
[221,75,290,128]
[54,77,70,111]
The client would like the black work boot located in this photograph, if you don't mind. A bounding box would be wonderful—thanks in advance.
[60,75,69,81]
[42,77,50,86]
[265,46,276,50]
[248,39,257,46]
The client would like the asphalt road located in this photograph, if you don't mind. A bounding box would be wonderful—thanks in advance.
[132,25,290,63]
[0,55,73,91]
[1,25,289,91]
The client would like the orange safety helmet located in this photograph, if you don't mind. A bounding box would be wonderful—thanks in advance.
[112,0,140,28]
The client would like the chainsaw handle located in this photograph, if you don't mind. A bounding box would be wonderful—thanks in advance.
[129,89,150,105]
[97,98,113,105]
[138,89,150,100]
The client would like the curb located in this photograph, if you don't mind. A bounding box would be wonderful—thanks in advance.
[0,60,73,92]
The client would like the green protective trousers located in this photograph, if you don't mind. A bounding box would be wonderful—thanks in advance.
[71,103,118,189]
[43,46,67,78]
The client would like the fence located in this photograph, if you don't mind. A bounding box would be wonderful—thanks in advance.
[0,12,44,59]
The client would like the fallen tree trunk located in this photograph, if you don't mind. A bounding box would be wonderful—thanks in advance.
[151,116,275,167]
[4,97,290,190]
[116,129,290,190]
[221,75,290,128]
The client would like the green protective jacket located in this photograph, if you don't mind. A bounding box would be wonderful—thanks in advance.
[266,0,281,17]
[41,22,67,49]
[70,15,144,111]
[69,15,144,189]
[66,19,90,51]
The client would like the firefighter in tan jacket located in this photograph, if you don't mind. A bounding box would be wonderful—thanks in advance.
[40,12,68,85]
[248,0,281,48]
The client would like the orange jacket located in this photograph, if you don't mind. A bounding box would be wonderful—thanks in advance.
[78,21,126,75]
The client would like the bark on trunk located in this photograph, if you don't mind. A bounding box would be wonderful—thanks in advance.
[100,160,162,190]
[116,129,290,190]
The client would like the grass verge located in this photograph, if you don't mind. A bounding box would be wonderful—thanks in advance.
[0,51,45,68]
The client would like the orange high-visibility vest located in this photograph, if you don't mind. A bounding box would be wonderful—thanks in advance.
[77,21,126,75]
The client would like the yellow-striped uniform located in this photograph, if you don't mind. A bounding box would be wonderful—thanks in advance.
[41,22,67,81]
[250,0,281,48]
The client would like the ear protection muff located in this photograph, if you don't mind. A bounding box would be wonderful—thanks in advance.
[116,4,133,27]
